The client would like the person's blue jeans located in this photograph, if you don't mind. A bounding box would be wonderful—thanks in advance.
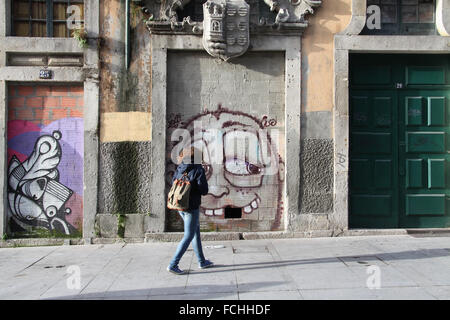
[169,208,206,268]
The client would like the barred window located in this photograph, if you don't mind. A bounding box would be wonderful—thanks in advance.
[12,0,84,38]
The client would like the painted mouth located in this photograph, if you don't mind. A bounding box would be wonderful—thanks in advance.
[201,196,261,216]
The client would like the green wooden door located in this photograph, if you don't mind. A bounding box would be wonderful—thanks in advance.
[349,90,399,228]
[350,54,450,228]
[399,89,450,228]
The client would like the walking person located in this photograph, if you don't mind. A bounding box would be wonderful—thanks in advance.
[167,147,214,275]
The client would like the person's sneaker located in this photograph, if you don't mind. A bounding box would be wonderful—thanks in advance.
[199,260,214,269]
[167,265,186,275]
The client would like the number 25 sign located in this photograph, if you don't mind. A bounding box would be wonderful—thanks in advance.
[39,69,52,80]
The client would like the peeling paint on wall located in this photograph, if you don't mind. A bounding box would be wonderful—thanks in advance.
[99,0,152,113]
[301,0,352,113]
[100,112,151,142]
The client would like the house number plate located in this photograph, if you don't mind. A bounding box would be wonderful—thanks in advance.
[39,69,53,79]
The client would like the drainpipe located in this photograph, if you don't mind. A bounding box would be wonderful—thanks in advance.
[125,0,131,70]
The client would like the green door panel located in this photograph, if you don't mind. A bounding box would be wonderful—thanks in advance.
[350,159,371,191]
[352,132,392,154]
[351,96,369,126]
[427,97,446,126]
[374,160,392,189]
[428,159,445,189]
[405,96,424,126]
[351,195,392,217]
[406,66,446,85]
[351,66,392,85]
[350,54,450,229]
[406,159,423,188]
[374,97,393,127]
[406,194,446,216]
[406,132,445,153]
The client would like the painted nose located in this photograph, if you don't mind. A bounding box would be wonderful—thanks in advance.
[208,185,229,198]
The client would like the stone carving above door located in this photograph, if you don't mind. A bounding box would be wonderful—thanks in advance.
[263,0,321,24]
[133,0,321,59]
[203,0,250,61]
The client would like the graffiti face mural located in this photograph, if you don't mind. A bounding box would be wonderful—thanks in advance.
[167,106,285,231]
[7,85,84,236]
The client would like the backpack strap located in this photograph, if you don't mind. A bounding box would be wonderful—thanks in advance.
[180,166,193,180]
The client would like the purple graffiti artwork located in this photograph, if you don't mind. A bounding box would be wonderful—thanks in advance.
[7,118,83,236]
[167,106,284,231]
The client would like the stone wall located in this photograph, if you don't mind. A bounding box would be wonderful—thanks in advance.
[96,0,153,237]
[300,139,334,215]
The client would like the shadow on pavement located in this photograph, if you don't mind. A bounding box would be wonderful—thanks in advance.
[29,247,450,299]
[194,247,450,274]
[44,281,286,300]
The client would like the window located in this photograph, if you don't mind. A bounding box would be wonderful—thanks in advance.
[362,0,437,35]
[12,0,84,37]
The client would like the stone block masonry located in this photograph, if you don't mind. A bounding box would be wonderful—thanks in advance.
[7,84,84,237]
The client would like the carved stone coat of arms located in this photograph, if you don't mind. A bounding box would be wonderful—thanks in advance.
[138,0,322,61]
[202,0,250,61]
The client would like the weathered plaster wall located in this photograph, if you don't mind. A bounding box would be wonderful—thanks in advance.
[298,0,351,221]
[301,0,352,115]
[99,0,152,115]
[96,0,353,234]
[100,112,151,142]
[97,0,152,218]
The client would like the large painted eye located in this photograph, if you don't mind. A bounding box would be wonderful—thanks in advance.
[247,163,261,175]
[225,158,261,175]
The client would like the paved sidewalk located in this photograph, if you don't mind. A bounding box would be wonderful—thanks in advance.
[0,235,449,300]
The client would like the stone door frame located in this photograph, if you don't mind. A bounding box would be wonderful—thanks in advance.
[148,34,303,232]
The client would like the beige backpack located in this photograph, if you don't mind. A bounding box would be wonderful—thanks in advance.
[167,171,192,211]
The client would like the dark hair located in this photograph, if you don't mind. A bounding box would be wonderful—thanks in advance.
[179,146,202,164]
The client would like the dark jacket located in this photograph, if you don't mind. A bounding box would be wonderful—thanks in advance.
[172,163,208,211]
